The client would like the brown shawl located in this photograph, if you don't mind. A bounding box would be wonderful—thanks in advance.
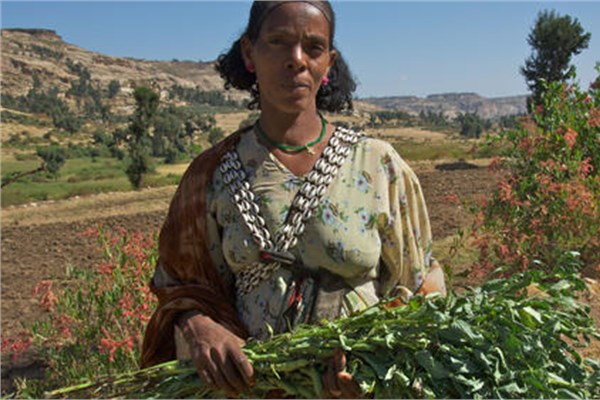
[141,128,250,368]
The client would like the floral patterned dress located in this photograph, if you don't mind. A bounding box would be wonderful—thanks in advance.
[182,127,435,339]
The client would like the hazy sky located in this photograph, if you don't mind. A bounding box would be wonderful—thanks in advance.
[2,1,599,98]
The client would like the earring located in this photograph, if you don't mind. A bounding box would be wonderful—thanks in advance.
[246,62,255,73]
[321,76,330,86]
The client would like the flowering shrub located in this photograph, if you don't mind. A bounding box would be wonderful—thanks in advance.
[472,73,600,277]
[1,334,32,364]
[24,227,158,394]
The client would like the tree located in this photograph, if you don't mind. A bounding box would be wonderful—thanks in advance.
[521,10,591,106]
[107,80,121,98]
[125,87,159,188]
[1,146,66,187]
[455,113,491,139]
[208,127,225,145]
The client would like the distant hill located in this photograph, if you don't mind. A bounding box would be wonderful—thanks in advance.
[360,93,528,119]
[1,28,526,119]
[1,28,246,114]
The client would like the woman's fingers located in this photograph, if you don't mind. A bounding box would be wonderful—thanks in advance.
[231,350,254,387]
[190,346,215,388]
[323,350,343,398]
[190,345,238,395]
[199,369,214,387]
[333,348,346,371]
[323,349,362,398]
[209,360,239,396]
[337,371,362,398]
[181,315,253,396]
[212,348,247,396]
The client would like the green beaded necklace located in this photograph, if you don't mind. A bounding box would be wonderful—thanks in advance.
[255,116,326,155]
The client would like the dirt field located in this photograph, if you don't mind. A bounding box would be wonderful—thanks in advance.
[0,162,493,338]
[2,160,598,389]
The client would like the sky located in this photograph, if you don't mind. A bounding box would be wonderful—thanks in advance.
[1,1,599,99]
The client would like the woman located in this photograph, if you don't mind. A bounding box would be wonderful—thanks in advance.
[142,1,446,397]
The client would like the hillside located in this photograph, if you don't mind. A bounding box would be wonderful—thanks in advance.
[0,28,246,113]
[1,28,525,118]
[361,92,528,119]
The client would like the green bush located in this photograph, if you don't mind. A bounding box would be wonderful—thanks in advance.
[471,75,600,276]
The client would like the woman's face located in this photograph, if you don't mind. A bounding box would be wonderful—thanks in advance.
[242,2,337,114]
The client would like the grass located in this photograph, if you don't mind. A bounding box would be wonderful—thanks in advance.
[1,113,497,206]
[392,139,494,161]
[2,137,496,206]
[432,232,481,290]
[1,156,185,206]
[394,140,467,161]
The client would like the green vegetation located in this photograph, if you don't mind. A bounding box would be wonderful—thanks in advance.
[0,157,183,205]
[392,139,492,161]
[107,80,121,98]
[21,239,600,399]
[29,44,64,61]
[65,59,111,122]
[0,109,51,127]
[1,146,66,189]
[521,9,591,106]
[2,75,82,134]
[123,86,160,188]
[368,109,511,139]
[472,72,600,275]
[455,113,492,139]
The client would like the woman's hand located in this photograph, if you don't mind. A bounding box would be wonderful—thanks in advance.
[178,311,254,397]
[322,349,362,398]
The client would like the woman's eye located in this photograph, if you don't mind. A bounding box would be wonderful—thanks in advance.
[308,44,325,55]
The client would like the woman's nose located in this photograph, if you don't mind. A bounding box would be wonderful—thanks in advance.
[286,43,307,71]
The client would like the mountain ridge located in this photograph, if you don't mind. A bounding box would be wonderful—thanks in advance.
[360,92,527,119]
[1,28,527,118]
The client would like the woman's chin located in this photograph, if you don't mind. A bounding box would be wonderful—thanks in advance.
[277,93,317,113]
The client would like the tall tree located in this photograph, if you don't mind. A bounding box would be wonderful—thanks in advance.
[125,86,159,188]
[521,10,591,106]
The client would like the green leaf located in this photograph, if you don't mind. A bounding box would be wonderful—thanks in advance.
[355,352,389,380]
[551,280,572,292]
[555,388,584,399]
[547,372,572,387]
[439,320,483,344]
[521,306,543,324]
[415,350,450,379]
[498,381,527,395]
[339,334,352,351]
[453,374,485,392]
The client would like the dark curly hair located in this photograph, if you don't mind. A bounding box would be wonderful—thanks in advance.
[215,1,356,113]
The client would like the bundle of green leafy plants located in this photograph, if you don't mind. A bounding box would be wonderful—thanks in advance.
[46,252,599,399]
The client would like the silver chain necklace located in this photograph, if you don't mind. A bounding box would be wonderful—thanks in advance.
[219,126,362,297]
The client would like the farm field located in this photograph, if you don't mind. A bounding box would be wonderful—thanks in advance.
[1,123,599,394]
[0,157,487,378]
[2,157,599,392]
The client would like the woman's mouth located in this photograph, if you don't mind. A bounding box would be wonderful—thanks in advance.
[283,81,311,91]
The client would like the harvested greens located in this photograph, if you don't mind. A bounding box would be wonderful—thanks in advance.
[48,268,599,399]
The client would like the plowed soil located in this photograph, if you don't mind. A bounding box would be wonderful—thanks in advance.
[2,161,598,391]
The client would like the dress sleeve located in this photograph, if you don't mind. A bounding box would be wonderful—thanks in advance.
[377,145,434,298]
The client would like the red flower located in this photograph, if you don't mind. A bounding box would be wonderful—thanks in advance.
[33,280,56,311]
[444,193,460,204]
[563,128,577,149]
[578,158,594,177]
[589,108,600,128]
